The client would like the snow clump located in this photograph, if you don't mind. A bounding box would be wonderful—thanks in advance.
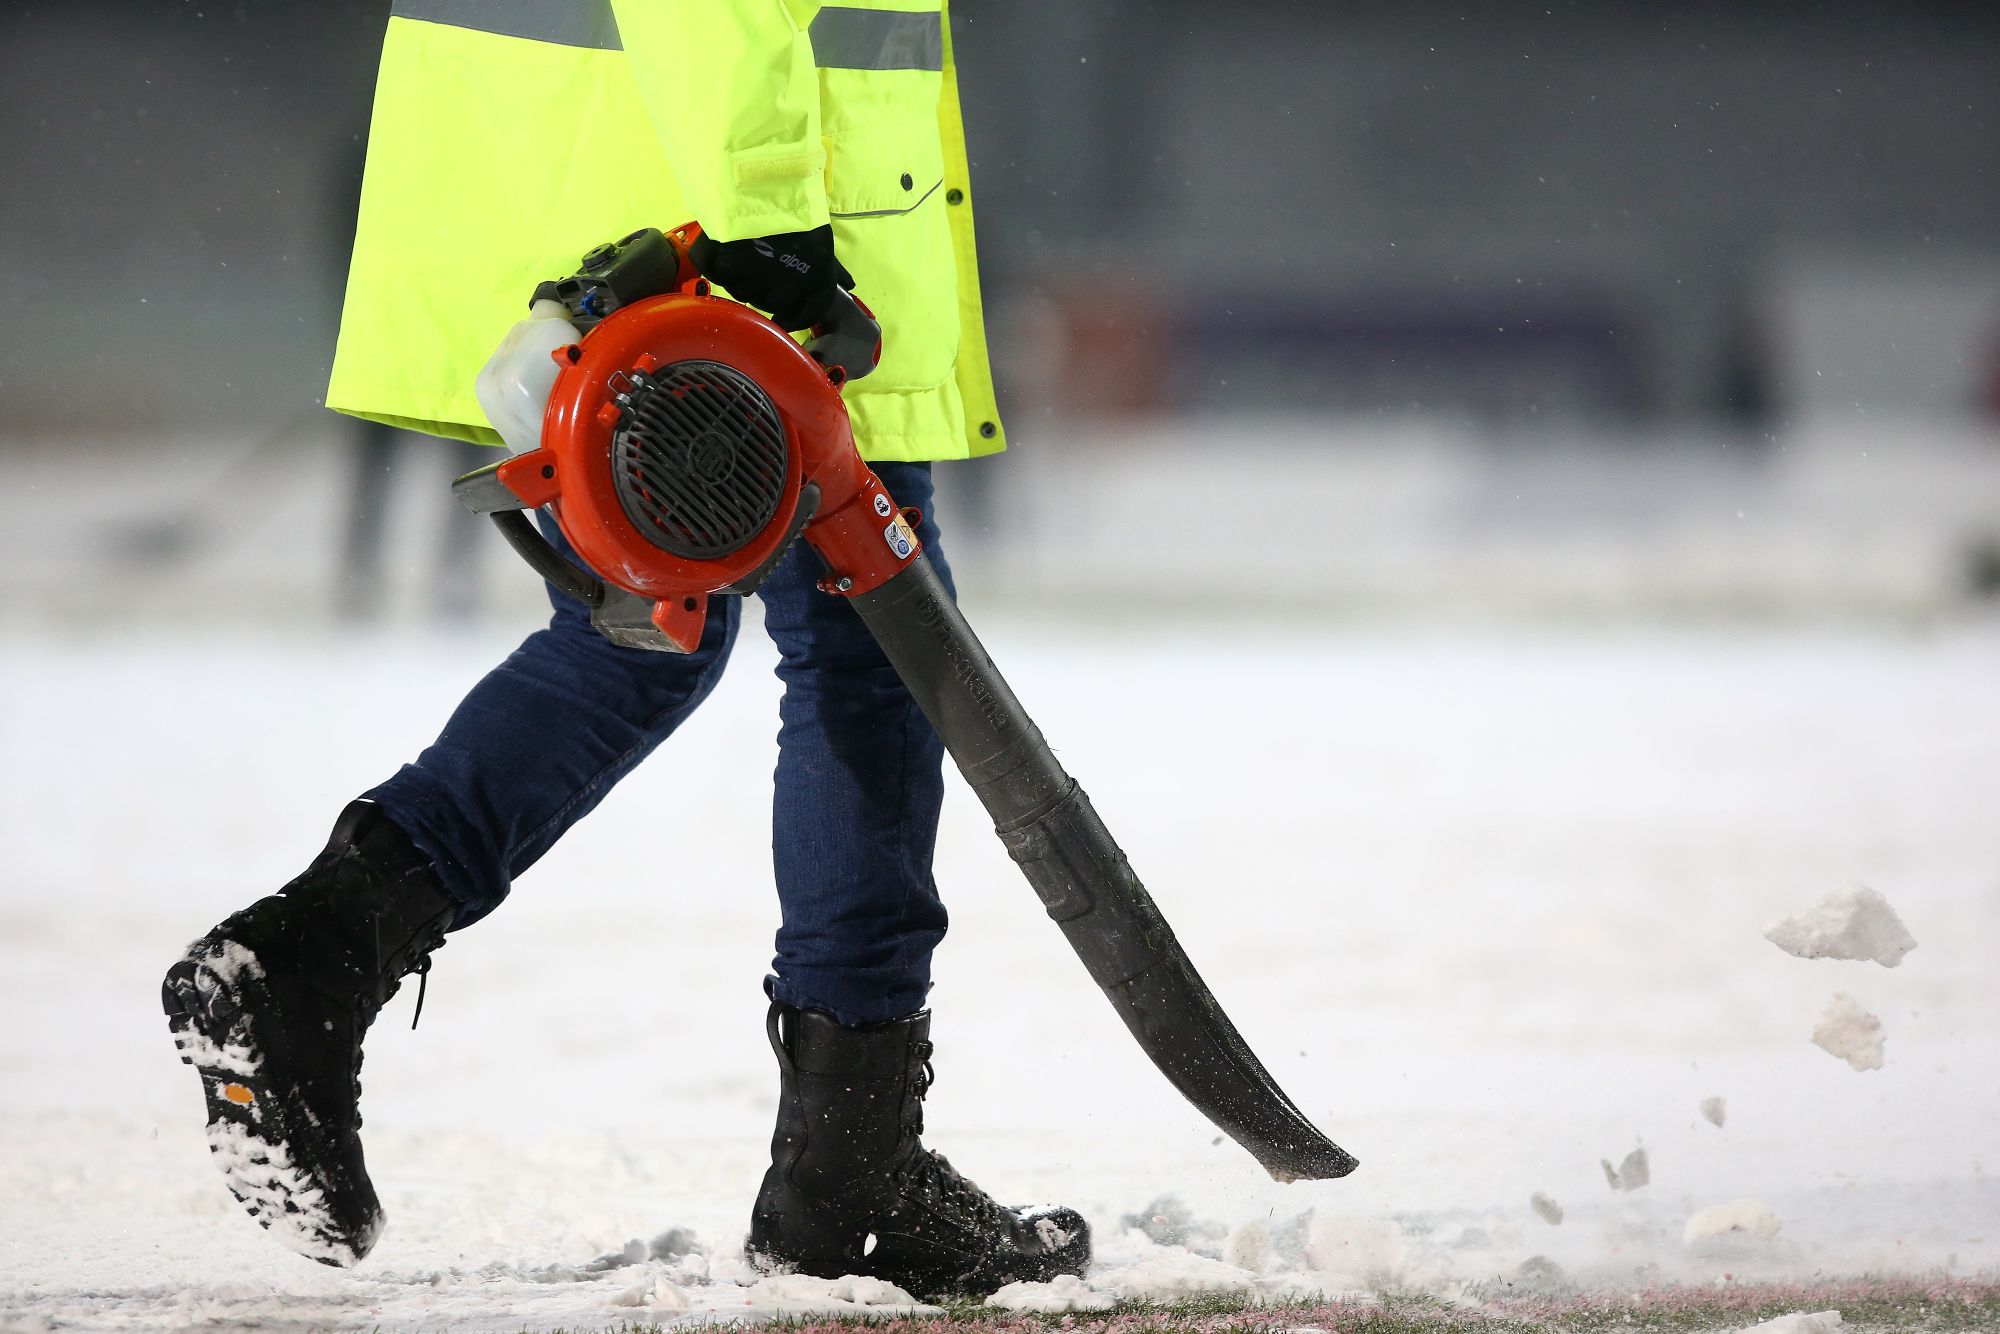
[1812,993,1885,1071]
[584,1238,647,1272]
[1763,885,1916,967]
[986,1274,1115,1312]
[1224,1218,1271,1273]
[1683,1198,1782,1245]
[1120,1193,1225,1255]
[1601,1146,1649,1191]
[1530,1192,1563,1224]
[648,1226,699,1260]
[744,1273,933,1314]
[1303,1215,1408,1286]
[609,1275,689,1311]
[1701,1095,1727,1127]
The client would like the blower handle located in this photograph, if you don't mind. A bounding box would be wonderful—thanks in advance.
[803,287,882,386]
[489,511,604,608]
[666,220,878,385]
[451,461,606,607]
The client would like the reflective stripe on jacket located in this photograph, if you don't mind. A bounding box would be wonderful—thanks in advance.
[326,0,1003,462]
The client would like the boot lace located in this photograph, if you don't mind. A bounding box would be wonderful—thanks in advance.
[407,957,434,1031]
[896,1040,1016,1238]
[347,923,448,1126]
[905,1148,1018,1237]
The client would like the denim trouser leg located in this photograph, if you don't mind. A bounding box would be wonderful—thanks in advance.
[363,462,951,1024]
[760,467,954,1025]
[362,523,743,929]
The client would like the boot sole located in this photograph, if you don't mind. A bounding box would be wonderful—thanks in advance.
[750,1176,1091,1299]
[162,947,381,1266]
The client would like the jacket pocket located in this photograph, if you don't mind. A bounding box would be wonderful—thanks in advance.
[820,69,959,393]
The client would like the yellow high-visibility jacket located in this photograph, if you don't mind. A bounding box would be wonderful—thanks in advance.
[327,0,1003,462]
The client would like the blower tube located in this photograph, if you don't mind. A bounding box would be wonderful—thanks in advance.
[848,554,1358,1182]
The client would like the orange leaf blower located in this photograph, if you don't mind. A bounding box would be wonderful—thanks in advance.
[455,225,1357,1184]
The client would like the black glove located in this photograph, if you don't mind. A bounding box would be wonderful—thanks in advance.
[687,223,854,332]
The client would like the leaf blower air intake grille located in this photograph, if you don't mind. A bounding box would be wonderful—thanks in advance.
[610,360,790,560]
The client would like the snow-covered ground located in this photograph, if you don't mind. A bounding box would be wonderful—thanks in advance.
[2,613,1997,1329]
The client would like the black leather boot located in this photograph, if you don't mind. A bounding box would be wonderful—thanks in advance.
[748,1001,1091,1298]
[161,800,455,1266]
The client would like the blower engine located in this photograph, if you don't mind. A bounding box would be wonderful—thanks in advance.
[455,225,1358,1184]
[456,222,899,650]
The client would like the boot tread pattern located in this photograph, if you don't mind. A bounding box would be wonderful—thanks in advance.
[162,948,377,1267]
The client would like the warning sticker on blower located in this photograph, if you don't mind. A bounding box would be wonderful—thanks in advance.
[883,515,916,560]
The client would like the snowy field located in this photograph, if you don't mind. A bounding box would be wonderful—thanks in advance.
[3,610,1998,1330]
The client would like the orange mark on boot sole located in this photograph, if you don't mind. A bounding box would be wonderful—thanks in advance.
[220,1083,255,1105]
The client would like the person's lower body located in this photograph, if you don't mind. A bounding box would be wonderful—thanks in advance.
[165,461,1086,1287]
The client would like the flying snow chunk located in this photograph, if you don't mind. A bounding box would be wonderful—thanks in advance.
[648,1226,699,1260]
[1601,1146,1650,1191]
[1701,1095,1727,1127]
[986,1275,1115,1313]
[1735,1311,1843,1334]
[1812,993,1885,1071]
[1530,1192,1563,1224]
[1120,1193,1224,1255]
[1763,884,1916,967]
[1224,1218,1271,1273]
[584,1238,647,1272]
[1304,1214,1408,1284]
[1683,1198,1782,1245]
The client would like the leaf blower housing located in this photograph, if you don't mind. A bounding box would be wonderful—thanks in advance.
[455,223,908,652]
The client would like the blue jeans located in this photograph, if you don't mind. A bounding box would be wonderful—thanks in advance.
[364,462,952,1027]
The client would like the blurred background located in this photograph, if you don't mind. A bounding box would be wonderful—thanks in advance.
[3,0,2000,622]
